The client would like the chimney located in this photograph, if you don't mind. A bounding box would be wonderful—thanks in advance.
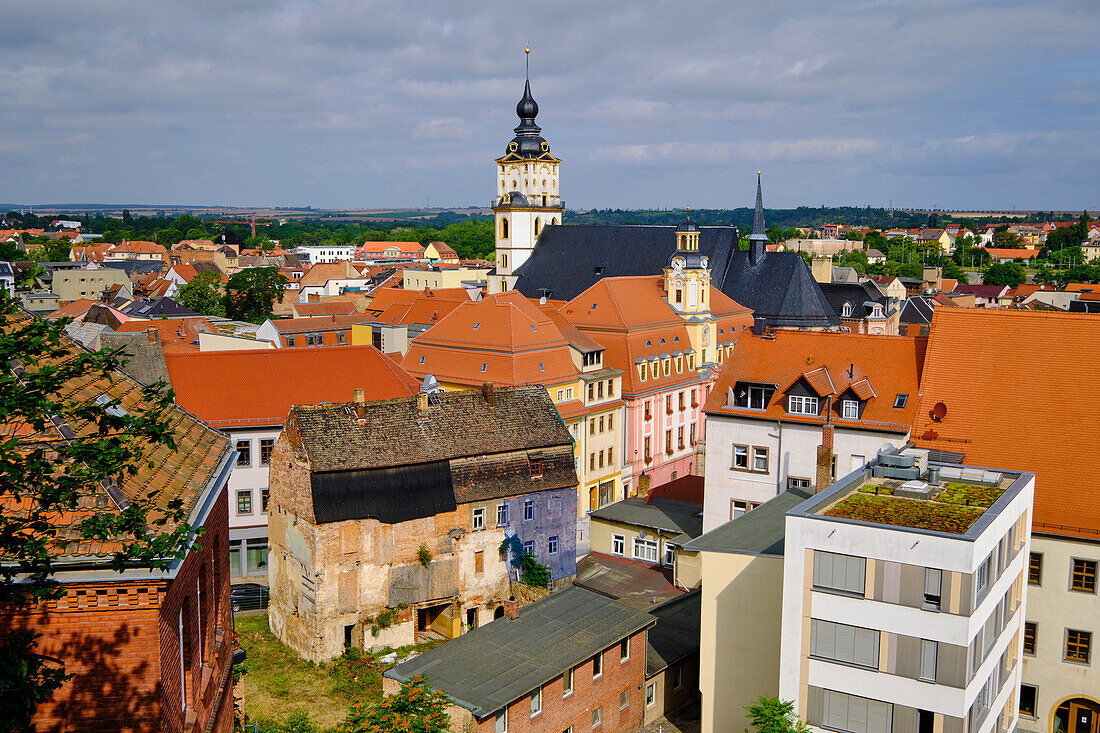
[811,257,832,284]
[503,596,520,620]
[482,382,495,407]
[815,419,835,493]
[145,326,158,343]
[353,388,365,403]
[416,392,429,415]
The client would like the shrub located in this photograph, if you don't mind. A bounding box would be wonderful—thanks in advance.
[336,676,451,733]
[520,551,551,588]
[418,544,433,567]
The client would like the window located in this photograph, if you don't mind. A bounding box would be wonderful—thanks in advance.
[679,391,685,410]
[646,682,655,707]
[666,395,673,414]
[1071,558,1097,593]
[261,488,270,513]
[663,359,670,377]
[620,638,629,662]
[747,386,767,409]
[788,395,819,415]
[599,416,604,433]
[893,393,908,408]
[260,438,274,465]
[593,653,602,678]
[619,690,629,710]
[1028,553,1042,585]
[664,545,675,567]
[644,401,652,420]
[563,666,574,696]
[337,331,346,344]
[523,541,534,555]
[607,413,613,430]
[733,445,749,469]
[589,418,595,435]
[690,422,696,446]
[919,640,937,682]
[820,690,892,733]
[813,551,866,596]
[475,551,484,574]
[497,503,509,526]
[530,458,543,478]
[237,490,252,515]
[788,477,811,490]
[608,447,614,464]
[548,536,558,554]
[976,554,992,596]
[730,500,758,520]
[1023,622,1037,655]
[633,538,658,563]
[588,384,595,401]
[590,453,595,471]
[236,440,251,466]
[1019,685,1037,717]
[495,708,507,733]
[923,568,942,611]
[472,507,485,530]
[531,686,542,717]
[753,446,768,472]
[598,450,604,468]
[678,427,685,449]
[842,400,859,419]
[524,500,534,520]
[842,302,853,317]
[640,363,648,381]
[810,619,879,669]
[673,665,683,689]
[286,335,296,347]
[592,707,602,728]
[1065,629,1091,663]
[665,430,673,454]
[607,379,614,396]
[644,437,651,462]
[612,534,625,555]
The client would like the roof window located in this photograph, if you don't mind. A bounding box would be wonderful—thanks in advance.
[419,356,425,364]
[893,394,908,409]
[659,338,666,345]
[473,322,481,329]
[645,340,652,347]
[95,393,128,419]
[481,363,488,372]
[539,363,545,371]
[594,266,605,275]
[530,325,538,332]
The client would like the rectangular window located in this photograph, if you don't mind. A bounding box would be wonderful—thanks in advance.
[691,388,697,406]
[593,652,602,678]
[788,395,820,415]
[261,488,270,513]
[557,390,564,401]
[678,426,685,449]
[598,382,604,399]
[664,545,675,567]
[472,507,485,530]
[592,707,602,728]
[607,379,614,396]
[810,619,880,670]
[337,331,346,344]
[673,666,683,689]
[612,534,625,555]
[923,568,942,611]
[821,690,893,733]
[679,391,685,410]
[475,551,484,574]
[286,335,296,347]
[590,418,595,435]
[620,638,629,662]
[495,708,507,733]
[548,536,558,554]
[976,554,992,596]
[523,541,534,555]
[563,666,574,697]
[1071,558,1097,593]
[633,538,658,563]
[1028,553,1042,585]
[608,447,614,464]
[1019,685,1037,718]
[599,416,604,433]
[590,453,596,471]
[644,401,651,420]
[598,450,604,468]
[588,383,594,401]
[665,430,672,454]
[748,386,766,409]
[236,440,251,466]
[646,682,655,707]
[666,395,673,414]
[690,423,696,445]
[1066,629,1091,663]
[730,500,758,520]
[813,551,866,596]
[1023,622,1037,655]
[753,446,768,473]
[663,359,670,377]
[842,400,859,419]
[497,503,509,526]
[788,477,811,490]
[919,640,937,682]
[260,438,274,465]
[236,490,252,515]
[530,458,543,478]
[531,687,542,717]
[644,437,651,462]
[524,499,534,520]
[640,363,647,382]
[619,690,628,710]
[733,445,749,469]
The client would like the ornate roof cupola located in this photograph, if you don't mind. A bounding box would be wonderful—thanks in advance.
[749,171,769,266]
[666,208,711,316]
[491,43,564,287]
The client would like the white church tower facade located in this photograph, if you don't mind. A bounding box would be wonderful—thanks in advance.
[489,53,563,293]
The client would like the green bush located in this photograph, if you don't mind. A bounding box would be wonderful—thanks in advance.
[520,551,552,588]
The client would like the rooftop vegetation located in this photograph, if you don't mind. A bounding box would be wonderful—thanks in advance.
[826,493,985,534]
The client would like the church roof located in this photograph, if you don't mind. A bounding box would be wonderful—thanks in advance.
[513,225,839,329]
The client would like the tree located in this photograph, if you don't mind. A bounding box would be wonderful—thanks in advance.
[224,267,288,323]
[1043,226,1082,254]
[744,696,811,733]
[983,262,1027,287]
[940,259,964,280]
[176,270,226,317]
[0,292,196,727]
[991,229,1020,249]
[337,676,451,733]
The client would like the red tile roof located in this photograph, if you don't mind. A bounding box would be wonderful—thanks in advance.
[1064,283,1100,293]
[910,309,1100,539]
[115,317,216,345]
[293,300,359,317]
[47,298,100,320]
[982,247,1041,259]
[165,345,419,427]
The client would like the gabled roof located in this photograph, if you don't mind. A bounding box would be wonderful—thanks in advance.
[704,330,925,433]
[910,309,1100,539]
[47,298,100,320]
[982,247,1040,259]
[818,281,890,320]
[120,297,198,319]
[646,592,701,677]
[267,313,375,334]
[590,496,703,543]
[115,317,216,346]
[292,300,359,317]
[899,295,936,324]
[165,345,419,427]
[357,241,424,256]
[299,261,361,287]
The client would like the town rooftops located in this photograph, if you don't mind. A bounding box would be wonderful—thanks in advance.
[590,496,702,545]
[685,488,814,556]
[910,308,1100,539]
[292,300,359,317]
[953,283,1009,298]
[384,586,654,719]
[266,313,375,334]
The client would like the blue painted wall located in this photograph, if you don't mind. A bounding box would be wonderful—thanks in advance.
[499,485,578,581]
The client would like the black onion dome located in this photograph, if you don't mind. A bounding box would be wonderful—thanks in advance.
[506,78,549,158]
[676,214,700,233]
[516,79,539,119]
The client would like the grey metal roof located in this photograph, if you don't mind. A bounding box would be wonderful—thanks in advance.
[645,591,701,678]
[900,295,935,324]
[384,586,654,718]
[590,497,702,541]
[683,488,813,556]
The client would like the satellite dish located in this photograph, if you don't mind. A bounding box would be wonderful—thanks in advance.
[931,401,948,422]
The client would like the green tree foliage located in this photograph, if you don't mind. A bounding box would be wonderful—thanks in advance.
[1057,263,1100,287]
[765,226,805,244]
[991,229,1021,249]
[224,266,288,323]
[953,236,990,268]
[744,696,811,733]
[0,292,197,727]
[863,231,888,251]
[520,551,552,588]
[843,230,864,241]
[983,262,1027,287]
[27,240,72,263]
[836,249,869,274]
[940,259,964,280]
[1043,226,1081,253]
[176,270,226,317]
[0,239,21,261]
[336,676,451,733]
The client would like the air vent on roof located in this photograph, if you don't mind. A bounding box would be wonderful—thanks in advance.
[645,340,652,347]
[659,338,666,345]
[594,266,605,275]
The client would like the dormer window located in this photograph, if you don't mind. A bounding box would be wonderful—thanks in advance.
[473,322,481,330]
[872,304,884,318]
[639,363,648,381]
[842,399,859,419]
[788,395,819,415]
[842,302,853,317]
[735,385,769,410]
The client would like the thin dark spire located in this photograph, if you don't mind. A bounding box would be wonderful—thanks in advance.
[750,171,767,241]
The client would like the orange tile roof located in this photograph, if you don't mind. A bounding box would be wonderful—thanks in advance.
[165,345,419,427]
[47,298,100,320]
[299,261,362,286]
[114,240,167,254]
[939,278,958,293]
[910,309,1100,539]
[115,317,216,345]
[268,313,374,334]
[982,247,1040,259]
[561,276,749,330]
[703,330,926,433]
[358,240,424,255]
[293,300,359,317]
[1063,283,1100,293]
[401,291,581,388]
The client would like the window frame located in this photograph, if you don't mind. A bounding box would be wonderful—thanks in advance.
[733,444,749,470]
[563,665,574,697]
[1028,552,1042,586]
[1065,628,1091,664]
[236,440,251,467]
[259,438,275,465]
[842,400,859,419]
[524,499,534,521]
[236,490,253,515]
[548,535,559,554]
[633,537,659,563]
[619,690,629,711]
[592,652,603,679]
[1019,684,1038,719]
[1070,558,1097,594]
[645,682,656,708]
[787,394,820,415]
[620,638,629,663]
[472,507,485,531]
[530,686,542,718]
[752,446,769,473]
[1023,622,1037,656]
[497,503,509,527]
[611,534,625,556]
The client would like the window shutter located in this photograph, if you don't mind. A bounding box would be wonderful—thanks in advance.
[920,640,937,681]
[854,628,879,668]
[814,551,831,587]
[867,701,892,733]
[836,624,856,662]
[925,568,941,596]
[848,696,869,733]
[848,555,867,594]
[824,691,848,731]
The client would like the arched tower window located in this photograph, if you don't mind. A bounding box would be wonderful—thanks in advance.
[500,218,509,240]
[534,218,541,236]
[842,302,852,317]
[501,253,508,269]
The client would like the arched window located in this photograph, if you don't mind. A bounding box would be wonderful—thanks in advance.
[500,218,509,240]
[534,218,541,236]
[842,302,852,317]
[542,179,547,187]
[501,253,508,269]
[552,217,558,225]
[511,179,518,188]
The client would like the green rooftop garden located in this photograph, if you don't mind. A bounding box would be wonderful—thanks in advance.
[825,493,985,534]
[934,482,1004,507]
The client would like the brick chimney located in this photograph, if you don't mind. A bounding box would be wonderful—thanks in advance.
[815,421,835,493]
[416,392,429,415]
[145,326,158,343]
[502,596,520,620]
[482,382,495,407]
[353,388,365,403]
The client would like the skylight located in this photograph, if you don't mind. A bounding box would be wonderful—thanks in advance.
[539,363,545,371]
[893,394,908,409]
[473,322,481,329]
[95,394,128,419]
[481,364,488,372]
[419,356,425,364]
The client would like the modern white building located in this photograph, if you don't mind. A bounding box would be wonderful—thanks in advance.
[294,244,356,265]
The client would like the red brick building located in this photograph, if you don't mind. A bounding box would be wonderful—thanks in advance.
[384,586,654,733]
[0,313,236,732]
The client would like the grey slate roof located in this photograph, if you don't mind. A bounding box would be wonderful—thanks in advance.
[590,497,702,544]
[818,281,891,321]
[121,297,199,319]
[97,332,171,387]
[684,488,813,556]
[900,295,936,324]
[384,586,654,718]
[513,225,839,328]
[645,591,701,678]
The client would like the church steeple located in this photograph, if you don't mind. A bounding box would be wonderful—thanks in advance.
[749,172,768,265]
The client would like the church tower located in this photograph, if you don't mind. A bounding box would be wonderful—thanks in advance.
[664,211,711,316]
[490,48,563,292]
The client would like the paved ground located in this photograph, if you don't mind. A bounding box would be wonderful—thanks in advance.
[636,700,701,733]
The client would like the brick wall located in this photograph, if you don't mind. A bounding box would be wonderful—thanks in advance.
[475,628,649,733]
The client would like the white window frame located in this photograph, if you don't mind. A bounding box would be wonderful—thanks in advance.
[733,444,749,469]
[563,665,574,697]
[472,507,485,531]
[633,537,658,563]
[646,682,656,707]
[664,545,676,567]
[593,652,603,678]
[530,686,542,717]
[592,706,602,728]
[495,707,507,733]
[497,503,509,526]
[523,500,534,521]
[919,639,937,682]
[752,446,769,473]
[788,394,820,415]
[842,400,859,419]
[611,534,625,556]
[620,638,629,663]
[748,386,766,409]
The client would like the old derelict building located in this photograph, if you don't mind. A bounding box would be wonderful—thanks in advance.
[267,384,578,662]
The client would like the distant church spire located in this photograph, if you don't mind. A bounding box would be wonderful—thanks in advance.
[749,171,768,265]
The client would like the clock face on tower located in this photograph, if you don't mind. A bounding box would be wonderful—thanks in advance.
[700,256,709,268]
[671,256,686,271]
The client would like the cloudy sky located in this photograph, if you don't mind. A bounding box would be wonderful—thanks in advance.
[1,0,1097,210]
